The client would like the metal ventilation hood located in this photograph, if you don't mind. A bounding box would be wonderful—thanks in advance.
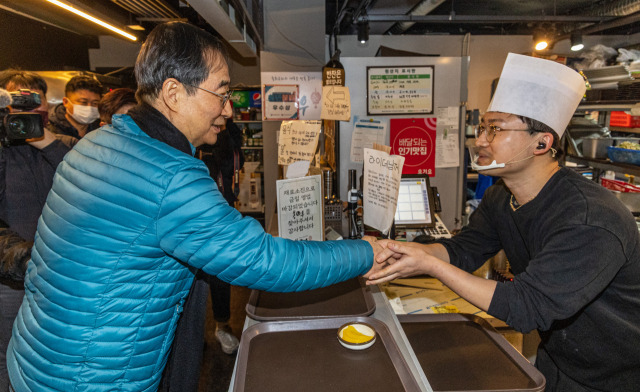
[188,0,260,58]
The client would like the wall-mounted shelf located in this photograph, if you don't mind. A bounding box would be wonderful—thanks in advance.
[576,102,640,112]
[565,154,640,177]
[610,127,640,135]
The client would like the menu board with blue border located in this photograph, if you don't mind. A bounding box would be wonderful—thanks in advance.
[367,66,434,115]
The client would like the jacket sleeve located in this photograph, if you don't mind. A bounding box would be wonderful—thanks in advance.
[0,222,32,281]
[156,165,373,292]
[438,190,503,272]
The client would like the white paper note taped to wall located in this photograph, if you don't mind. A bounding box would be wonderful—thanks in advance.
[363,148,405,235]
[278,120,322,165]
[350,119,387,163]
[276,175,323,241]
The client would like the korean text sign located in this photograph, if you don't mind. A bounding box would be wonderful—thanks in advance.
[277,175,323,241]
[390,118,437,176]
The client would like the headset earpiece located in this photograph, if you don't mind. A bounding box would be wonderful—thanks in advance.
[537,142,546,150]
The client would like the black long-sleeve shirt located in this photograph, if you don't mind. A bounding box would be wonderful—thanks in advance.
[440,167,640,391]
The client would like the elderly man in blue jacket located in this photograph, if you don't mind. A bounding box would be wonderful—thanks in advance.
[7,22,383,392]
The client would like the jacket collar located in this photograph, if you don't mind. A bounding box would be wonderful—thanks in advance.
[127,103,193,156]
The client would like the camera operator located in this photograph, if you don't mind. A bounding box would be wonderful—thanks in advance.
[0,69,71,390]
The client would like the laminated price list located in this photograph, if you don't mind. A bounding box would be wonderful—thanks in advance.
[367,66,434,115]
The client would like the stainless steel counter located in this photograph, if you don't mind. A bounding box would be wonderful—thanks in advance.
[228,284,433,391]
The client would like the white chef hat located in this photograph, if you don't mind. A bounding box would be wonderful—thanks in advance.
[487,53,586,137]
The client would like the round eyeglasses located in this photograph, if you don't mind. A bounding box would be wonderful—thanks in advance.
[187,84,233,108]
[474,124,531,143]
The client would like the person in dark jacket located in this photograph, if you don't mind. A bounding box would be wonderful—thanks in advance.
[48,75,103,144]
[0,69,70,391]
[369,54,640,391]
[7,22,383,392]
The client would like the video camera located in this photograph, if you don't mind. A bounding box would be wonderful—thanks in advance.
[0,88,44,147]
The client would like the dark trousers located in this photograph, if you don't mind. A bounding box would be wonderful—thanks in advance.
[158,274,209,392]
[208,275,230,322]
[0,281,23,392]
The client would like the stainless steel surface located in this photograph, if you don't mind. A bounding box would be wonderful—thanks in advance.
[582,137,614,158]
[229,284,433,391]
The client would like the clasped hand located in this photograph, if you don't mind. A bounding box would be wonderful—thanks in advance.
[362,237,442,285]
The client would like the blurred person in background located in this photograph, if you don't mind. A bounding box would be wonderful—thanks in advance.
[98,87,137,127]
[203,114,245,355]
[0,69,70,391]
[48,75,102,145]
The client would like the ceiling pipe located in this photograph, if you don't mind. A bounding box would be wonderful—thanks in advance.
[551,10,640,47]
[385,0,446,35]
[360,15,614,24]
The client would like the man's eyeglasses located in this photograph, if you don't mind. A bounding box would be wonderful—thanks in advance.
[187,84,233,108]
[474,124,530,143]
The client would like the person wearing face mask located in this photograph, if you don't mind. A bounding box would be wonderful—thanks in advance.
[369,54,640,391]
[0,69,71,391]
[6,22,385,392]
[48,75,103,145]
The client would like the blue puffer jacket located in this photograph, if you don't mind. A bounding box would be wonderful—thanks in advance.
[7,115,372,392]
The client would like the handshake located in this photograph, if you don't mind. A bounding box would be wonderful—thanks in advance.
[360,236,445,285]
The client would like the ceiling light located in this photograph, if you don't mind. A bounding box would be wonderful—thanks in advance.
[570,32,584,52]
[45,0,138,41]
[357,21,369,44]
[127,25,146,31]
[533,30,548,51]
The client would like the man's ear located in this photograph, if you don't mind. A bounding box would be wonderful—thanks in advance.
[534,133,554,155]
[160,78,182,113]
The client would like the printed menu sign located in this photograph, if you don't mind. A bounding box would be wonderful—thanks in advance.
[277,175,323,241]
[277,120,322,165]
[367,66,434,115]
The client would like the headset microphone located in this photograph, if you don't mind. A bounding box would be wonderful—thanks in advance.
[470,137,540,171]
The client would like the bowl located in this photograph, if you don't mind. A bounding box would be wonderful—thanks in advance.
[337,322,376,350]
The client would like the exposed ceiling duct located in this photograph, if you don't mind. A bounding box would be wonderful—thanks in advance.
[110,0,181,22]
[385,0,446,35]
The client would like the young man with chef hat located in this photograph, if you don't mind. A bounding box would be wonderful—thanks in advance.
[369,53,640,391]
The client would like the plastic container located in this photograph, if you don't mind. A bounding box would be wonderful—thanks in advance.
[608,146,640,165]
[610,111,640,128]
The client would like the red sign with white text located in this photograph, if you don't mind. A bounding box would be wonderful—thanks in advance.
[390,118,437,176]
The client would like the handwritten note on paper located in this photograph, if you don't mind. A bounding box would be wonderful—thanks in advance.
[278,120,322,165]
[363,148,405,235]
[350,119,387,163]
[277,175,323,241]
[321,86,351,121]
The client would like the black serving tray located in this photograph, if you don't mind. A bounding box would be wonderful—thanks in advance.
[233,316,421,392]
[398,313,545,392]
[245,277,376,321]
